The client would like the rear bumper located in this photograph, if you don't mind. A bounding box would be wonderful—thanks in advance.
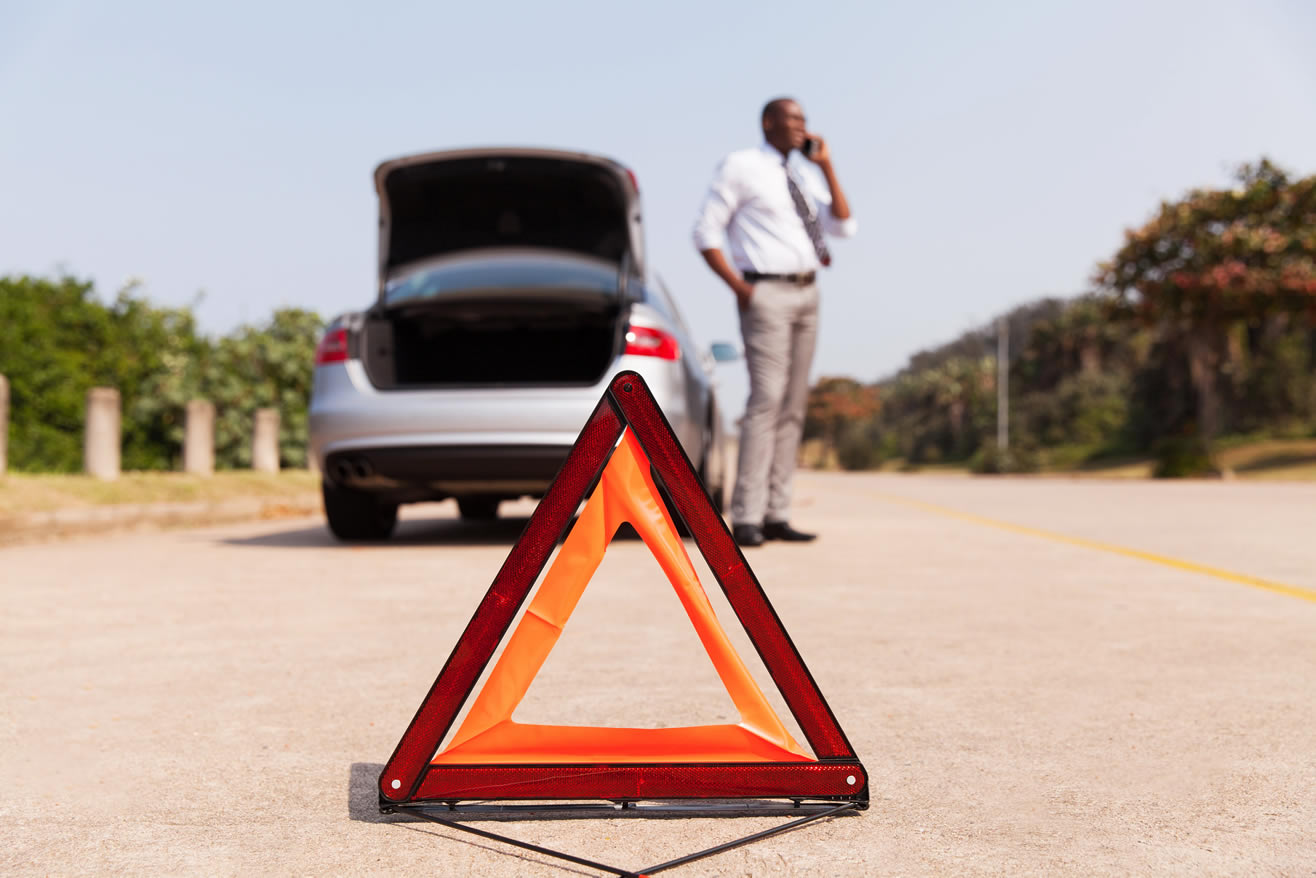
[308,358,698,502]
[324,444,571,499]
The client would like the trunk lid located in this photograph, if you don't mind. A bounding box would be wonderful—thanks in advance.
[373,147,645,295]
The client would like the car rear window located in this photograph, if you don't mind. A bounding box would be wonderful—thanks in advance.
[384,255,620,306]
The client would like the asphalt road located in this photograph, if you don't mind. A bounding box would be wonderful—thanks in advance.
[3,473,1314,876]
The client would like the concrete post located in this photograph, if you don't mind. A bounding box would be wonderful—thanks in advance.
[84,387,121,480]
[252,408,280,473]
[997,318,1009,452]
[0,374,8,477]
[183,400,215,476]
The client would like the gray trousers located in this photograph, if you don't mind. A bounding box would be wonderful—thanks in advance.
[731,279,819,526]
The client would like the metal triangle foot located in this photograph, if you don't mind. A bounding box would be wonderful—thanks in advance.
[399,800,859,876]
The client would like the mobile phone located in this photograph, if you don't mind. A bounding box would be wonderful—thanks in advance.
[801,137,819,158]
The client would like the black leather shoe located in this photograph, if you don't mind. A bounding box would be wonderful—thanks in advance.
[732,524,765,547]
[763,521,817,542]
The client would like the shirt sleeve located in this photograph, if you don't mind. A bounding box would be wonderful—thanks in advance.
[805,167,858,239]
[692,157,741,252]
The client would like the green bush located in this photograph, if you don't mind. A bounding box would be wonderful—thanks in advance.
[203,308,322,469]
[1234,325,1316,432]
[970,440,1041,474]
[1151,436,1218,478]
[835,419,883,471]
[0,274,322,473]
[1,276,129,471]
[1014,372,1130,449]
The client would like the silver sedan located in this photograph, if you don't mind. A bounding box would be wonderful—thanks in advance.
[309,147,736,540]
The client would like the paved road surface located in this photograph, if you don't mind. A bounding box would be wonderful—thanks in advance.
[3,473,1314,876]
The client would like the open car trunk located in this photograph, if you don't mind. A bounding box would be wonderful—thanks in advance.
[363,148,642,389]
[362,290,625,388]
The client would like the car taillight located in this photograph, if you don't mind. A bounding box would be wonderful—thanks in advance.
[315,327,350,365]
[624,326,680,361]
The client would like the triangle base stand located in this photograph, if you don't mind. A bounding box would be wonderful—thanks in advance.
[393,800,861,877]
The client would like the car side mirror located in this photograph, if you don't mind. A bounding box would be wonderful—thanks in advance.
[708,341,741,363]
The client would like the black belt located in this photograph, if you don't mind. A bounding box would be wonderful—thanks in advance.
[742,271,816,285]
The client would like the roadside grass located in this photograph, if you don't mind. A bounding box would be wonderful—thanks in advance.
[800,437,1316,481]
[4,434,1314,519]
[0,469,321,516]
[1215,439,1316,480]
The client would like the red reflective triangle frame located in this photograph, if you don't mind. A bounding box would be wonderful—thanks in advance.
[379,371,867,807]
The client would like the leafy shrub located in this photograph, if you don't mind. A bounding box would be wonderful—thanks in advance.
[1015,372,1130,449]
[971,440,1041,474]
[835,419,883,471]
[204,308,322,469]
[0,274,322,472]
[1152,436,1217,478]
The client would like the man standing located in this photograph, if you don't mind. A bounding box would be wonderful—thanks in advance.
[693,97,856,547]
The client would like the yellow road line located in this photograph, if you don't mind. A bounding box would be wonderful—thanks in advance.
[871,492,1316,605]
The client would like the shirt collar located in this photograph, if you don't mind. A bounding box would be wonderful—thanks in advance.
[760,140,791,165]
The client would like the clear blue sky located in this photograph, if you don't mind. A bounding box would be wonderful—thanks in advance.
[4,0,1314,399]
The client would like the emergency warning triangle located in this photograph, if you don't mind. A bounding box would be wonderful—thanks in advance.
[380,372,866,806]
[436,428,809,765]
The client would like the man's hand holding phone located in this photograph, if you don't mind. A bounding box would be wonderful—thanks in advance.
[801,134,830,165]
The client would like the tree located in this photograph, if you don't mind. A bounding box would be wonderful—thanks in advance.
[1096,159,1316,442]
[0,276,205,471]
[805,377,879,466]
[0,274,323,472]
[202,308,323,469]
[111,286,210,470]
[0,276,115,471]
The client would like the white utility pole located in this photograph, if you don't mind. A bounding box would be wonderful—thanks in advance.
[997,318,1009,451]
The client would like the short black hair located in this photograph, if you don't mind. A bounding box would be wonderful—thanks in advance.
[761,97,797,123]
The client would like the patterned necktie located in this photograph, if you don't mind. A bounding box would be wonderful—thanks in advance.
[785,164,832,267]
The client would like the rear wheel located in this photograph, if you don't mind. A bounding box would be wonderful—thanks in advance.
[655,480,694,539]
[457,495,501,521]
[322,480,398,541]
[654,430,725,540]
[700,423,728,516]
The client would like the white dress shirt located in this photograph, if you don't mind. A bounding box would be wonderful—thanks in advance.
[692,142,858,274]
